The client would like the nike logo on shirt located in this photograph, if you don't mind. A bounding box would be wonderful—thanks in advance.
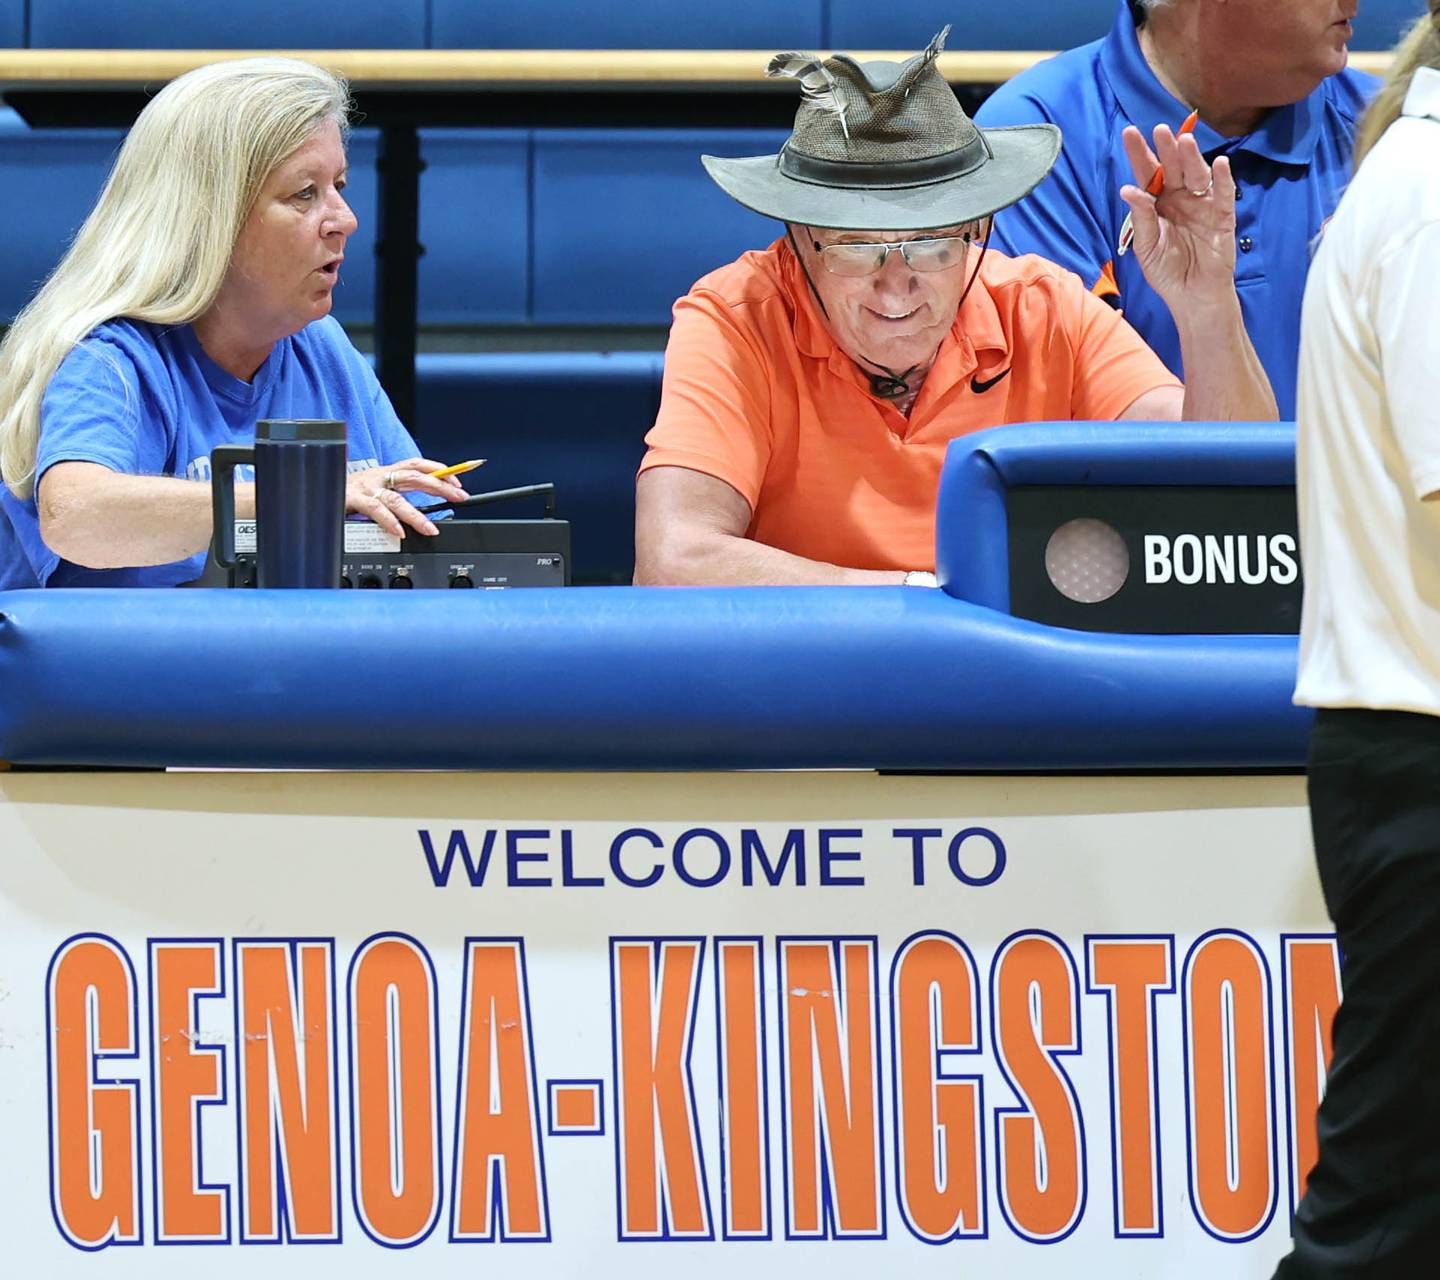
[971,368,1012,395]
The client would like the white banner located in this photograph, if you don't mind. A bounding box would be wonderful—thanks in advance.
[0,771,1332,1276]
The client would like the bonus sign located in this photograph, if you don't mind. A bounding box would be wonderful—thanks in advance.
[0,771,1330,1278]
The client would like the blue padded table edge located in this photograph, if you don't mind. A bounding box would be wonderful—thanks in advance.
[0,587,1307,771]
[936,420,1296,612]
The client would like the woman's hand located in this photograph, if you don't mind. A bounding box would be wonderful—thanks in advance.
[1120,123,1238,313]
[346,457,469,537]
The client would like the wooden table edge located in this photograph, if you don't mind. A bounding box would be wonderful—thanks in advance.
[0,48,1394,91]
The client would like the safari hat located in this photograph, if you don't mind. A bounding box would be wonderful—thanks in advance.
[703,26,1061,231]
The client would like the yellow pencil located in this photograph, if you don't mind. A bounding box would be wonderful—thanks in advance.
[432,458,486,479]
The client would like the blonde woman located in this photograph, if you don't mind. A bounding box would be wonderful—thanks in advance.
[1282,5,1440,1275]
[0,57,465,588]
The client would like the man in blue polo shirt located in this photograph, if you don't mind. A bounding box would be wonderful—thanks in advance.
[975,0,1376,418]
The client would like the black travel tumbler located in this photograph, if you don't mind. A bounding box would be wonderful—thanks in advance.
[210,419,347,587]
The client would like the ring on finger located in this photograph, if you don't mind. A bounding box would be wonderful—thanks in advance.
[383,470,398,490]
[1190,179,1213,198]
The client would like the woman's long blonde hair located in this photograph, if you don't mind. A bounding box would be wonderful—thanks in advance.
[1353,8,1440,168]
[0,57,350,498]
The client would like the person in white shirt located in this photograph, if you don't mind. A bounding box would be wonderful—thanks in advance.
[1284,7,1440,1276]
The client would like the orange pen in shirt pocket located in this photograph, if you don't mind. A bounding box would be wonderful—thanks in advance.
[1117,109,1201,257]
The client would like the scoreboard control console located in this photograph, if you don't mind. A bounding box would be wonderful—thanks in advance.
[192,484,571,589]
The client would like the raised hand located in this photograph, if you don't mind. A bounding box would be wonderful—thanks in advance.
[1119,123,1238,312]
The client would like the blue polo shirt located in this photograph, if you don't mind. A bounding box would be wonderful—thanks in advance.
[974,3,1376,418]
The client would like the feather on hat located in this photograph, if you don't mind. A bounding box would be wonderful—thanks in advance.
[702,29,1060,232]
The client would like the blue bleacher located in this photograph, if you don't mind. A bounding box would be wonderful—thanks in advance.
[531,129,783,325]
[413,131,529,326]
[430,0,823,50]
[27,0,426,49]
[0,109,121,313]
[0,119,785,331]
[12,0,1429,55]
[38,0,1414,60]
[833,1,1116,51]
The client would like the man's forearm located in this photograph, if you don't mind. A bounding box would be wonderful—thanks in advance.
[635,530,905,586]
[1175,296,1279,422]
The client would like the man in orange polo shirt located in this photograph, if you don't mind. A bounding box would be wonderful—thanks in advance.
[635,28,1277,585]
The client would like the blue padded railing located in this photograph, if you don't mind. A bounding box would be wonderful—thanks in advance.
[937,420,1297,613]
[0,420,1310,771]
[0,586,1308,771]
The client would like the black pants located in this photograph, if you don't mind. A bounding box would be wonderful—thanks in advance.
[1275,708,1440,1277]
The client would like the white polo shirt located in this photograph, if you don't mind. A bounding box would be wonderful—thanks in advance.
[1295,66,1440,715]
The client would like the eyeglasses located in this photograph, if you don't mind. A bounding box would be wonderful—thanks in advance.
[811,230,979,277]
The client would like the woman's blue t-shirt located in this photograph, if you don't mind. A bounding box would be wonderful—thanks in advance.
[0,315,422,588]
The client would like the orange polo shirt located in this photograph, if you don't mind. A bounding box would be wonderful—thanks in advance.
[640,238,1180,572]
